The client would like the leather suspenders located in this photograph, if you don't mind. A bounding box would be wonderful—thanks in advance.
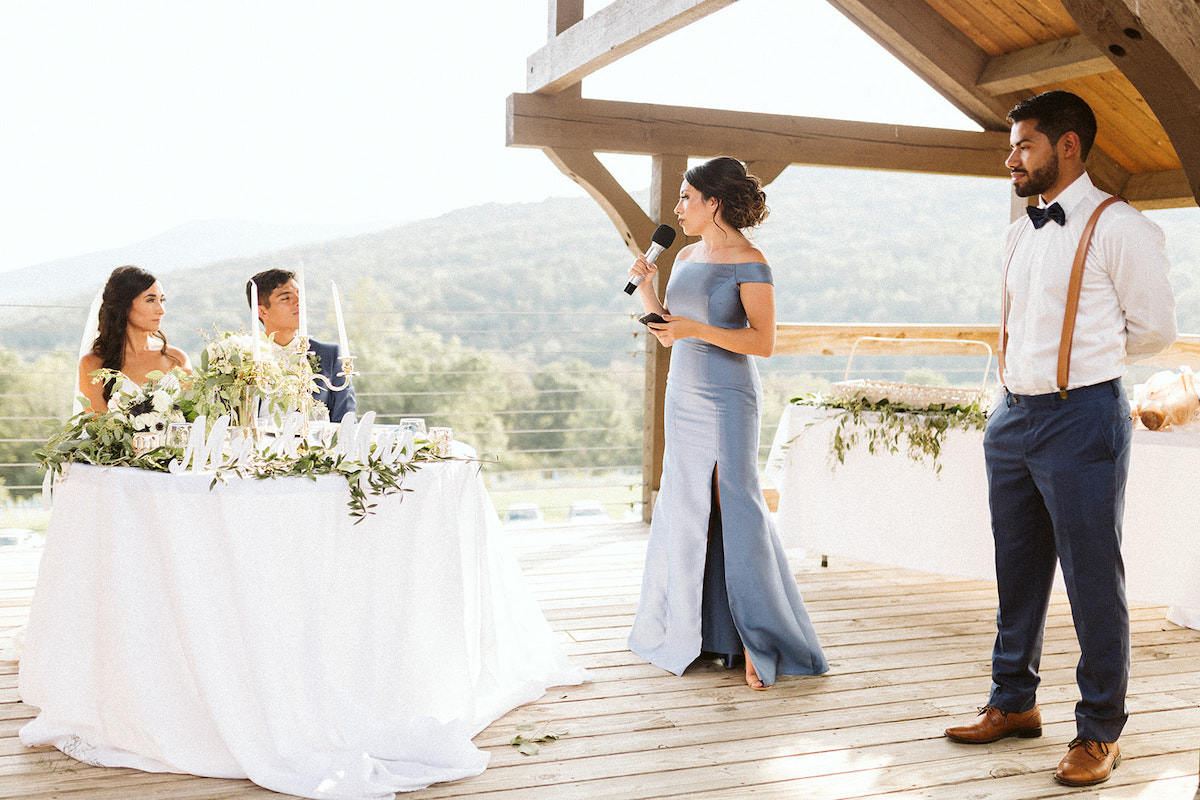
[998,196,1125,398]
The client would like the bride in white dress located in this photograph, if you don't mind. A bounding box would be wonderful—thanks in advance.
[77,265,191,412]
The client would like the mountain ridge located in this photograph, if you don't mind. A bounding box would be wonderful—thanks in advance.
[5,167,1199,360]
[2,217,405,305]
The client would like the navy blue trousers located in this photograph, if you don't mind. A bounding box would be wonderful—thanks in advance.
[983,378,1131,743]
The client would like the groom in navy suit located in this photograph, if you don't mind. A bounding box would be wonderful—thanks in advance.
[246,268,357,423]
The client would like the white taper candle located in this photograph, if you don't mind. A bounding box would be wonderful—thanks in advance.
[331,281,350,357]
[249,280,262,361]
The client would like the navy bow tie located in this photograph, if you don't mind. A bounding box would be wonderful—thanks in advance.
[1027,202,1066,229]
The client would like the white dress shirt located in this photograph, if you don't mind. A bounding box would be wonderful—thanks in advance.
[1001,172,1177,395]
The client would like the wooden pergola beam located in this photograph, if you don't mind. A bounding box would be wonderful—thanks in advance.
[542,146,654,256]
[510,92,1188,206]
[1061,0,1200,206]
[977,35,1115,94]
[527,0,735,95]
[1124,169,1196,209]
[641,155,688,521]
[508,93,1012,178]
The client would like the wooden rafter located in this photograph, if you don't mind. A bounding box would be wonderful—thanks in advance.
[540,146,653,256]
[817,0,1195,205]
[977,35,1114,94]
[822,0,1014,129]
[1124,169,1196,210]
[527,0,735,95]
[1060,0,1200,205]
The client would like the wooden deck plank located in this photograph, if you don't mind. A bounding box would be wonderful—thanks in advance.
[1,522,1198,800]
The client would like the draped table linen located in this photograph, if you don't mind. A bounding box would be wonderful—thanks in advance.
[19,449,585,799]
[766,404,1200,613]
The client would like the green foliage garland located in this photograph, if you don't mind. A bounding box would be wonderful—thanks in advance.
[36,368,447,522]
[38,415,445,523]
[790,393,989,474]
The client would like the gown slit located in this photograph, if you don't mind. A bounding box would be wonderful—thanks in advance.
[701,466,742,666]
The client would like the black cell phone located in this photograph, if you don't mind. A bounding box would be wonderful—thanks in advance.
[638,312,666,325]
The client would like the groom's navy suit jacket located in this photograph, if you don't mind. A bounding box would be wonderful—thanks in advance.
[309,338,356,423]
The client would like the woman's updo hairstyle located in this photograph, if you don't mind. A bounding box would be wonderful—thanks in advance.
[684,156,769,231]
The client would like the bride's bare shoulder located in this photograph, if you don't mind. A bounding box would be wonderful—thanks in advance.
[166,345,192,372]
[78,352,102,372]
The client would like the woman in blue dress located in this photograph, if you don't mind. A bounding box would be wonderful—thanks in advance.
[626,157,828,689]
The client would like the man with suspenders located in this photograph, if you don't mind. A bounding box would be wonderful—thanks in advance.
[943,91,1177,786]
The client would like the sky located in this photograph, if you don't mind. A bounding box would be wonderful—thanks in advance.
[0,0,977,274]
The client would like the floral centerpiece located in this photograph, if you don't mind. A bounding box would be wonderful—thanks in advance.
[190,331,318,428]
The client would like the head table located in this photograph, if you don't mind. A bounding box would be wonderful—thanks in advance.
[18,445,585,800]
[766,403,1200,618]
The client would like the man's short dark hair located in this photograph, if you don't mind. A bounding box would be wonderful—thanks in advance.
[246,268,296,308]
[1007,90,1098,161]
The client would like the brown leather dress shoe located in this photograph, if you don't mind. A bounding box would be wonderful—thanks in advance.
[1055,738,1121,786]
[944,704,1042,743]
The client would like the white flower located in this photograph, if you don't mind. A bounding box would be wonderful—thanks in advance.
[151,389,172,413]
[132,412,168,432]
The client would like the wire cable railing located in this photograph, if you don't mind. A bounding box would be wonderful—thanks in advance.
[0,303,652,525]
[2,302,1029,529]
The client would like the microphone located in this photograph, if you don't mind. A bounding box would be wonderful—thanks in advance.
[624,224,677,294]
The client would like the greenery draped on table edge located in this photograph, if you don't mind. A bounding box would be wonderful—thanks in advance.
[789,393,989,474]
[36,365,457,523]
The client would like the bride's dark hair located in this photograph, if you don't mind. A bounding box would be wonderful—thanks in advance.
[90,265,178,401]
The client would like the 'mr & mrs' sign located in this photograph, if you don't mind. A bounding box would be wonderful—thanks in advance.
[168,411,418,474]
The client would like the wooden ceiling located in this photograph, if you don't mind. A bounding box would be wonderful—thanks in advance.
[507,0,1200,253]
[824,0,1197,206]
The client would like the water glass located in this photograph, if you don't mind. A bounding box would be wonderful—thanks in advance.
[166,422,191,449]
[307,422,337,449]
[428,426,453,457]
[132,431,160,456]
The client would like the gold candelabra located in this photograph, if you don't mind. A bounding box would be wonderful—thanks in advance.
[293,336,358,393]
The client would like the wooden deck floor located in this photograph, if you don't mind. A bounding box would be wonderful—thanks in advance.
[2,521,1199,800]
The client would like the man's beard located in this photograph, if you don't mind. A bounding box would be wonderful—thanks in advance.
[1013,153,1060,198]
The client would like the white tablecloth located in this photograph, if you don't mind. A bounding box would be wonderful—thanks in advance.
[766,404,1200,610]
[19,451,585,800]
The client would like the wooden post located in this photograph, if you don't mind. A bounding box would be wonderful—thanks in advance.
[547,0,584,99]
[642,154,687,522]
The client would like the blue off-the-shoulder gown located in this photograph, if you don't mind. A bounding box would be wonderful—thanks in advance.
[627,260,828,686]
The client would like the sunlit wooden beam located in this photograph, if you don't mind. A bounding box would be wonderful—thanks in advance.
[508,93,1010,178]
[823,0,1013,130]
[527,0,734,94]
[977,35,1114,94]
[1061,0,1200,205]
